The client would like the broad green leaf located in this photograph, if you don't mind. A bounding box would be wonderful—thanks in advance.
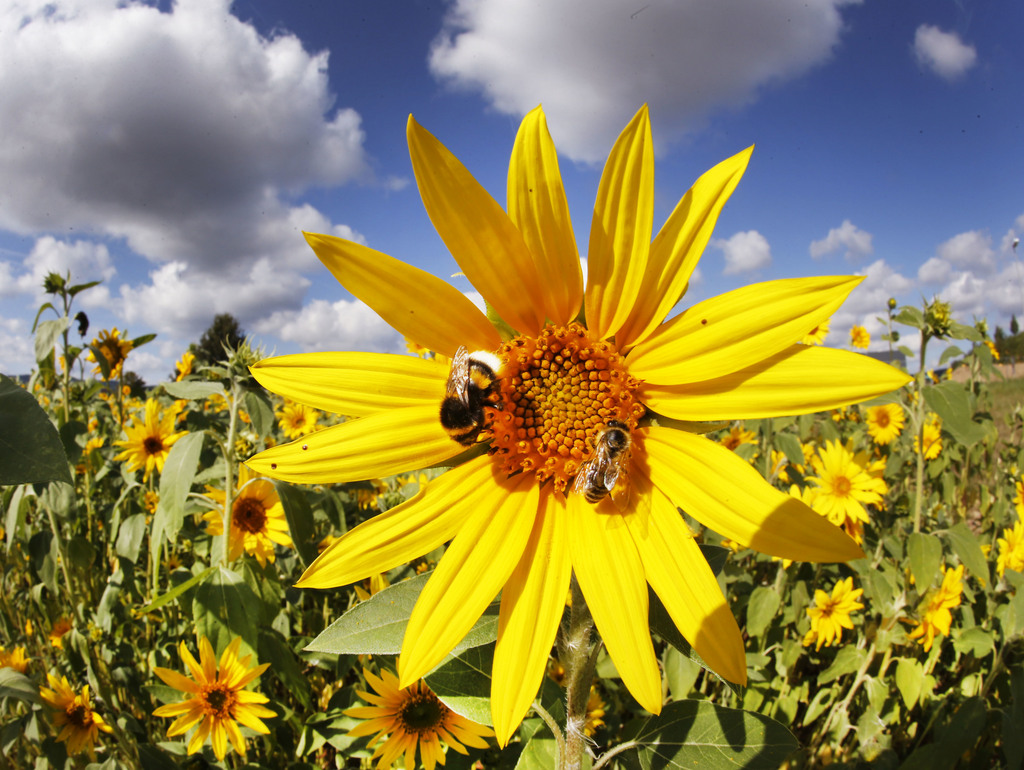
[424,643,494,725]
[953,627,994,658]
[948,321,982,342]
[899,697,987,770]
[0,374,72,485]
[305,572,499,656]
[775,432,805,468]
[131,332,157,348]
[922,381,991,446]
[0,669,41,705]
[161,380,223,400]
[622,700,798,770]
[514,732,560,770]
[746,586,781,638]
[34,317,68,364]
[115,514,148,564]
[895,657,924,709]
[151,431,204,558]
[1003,665,1024,769]
[664,646,701,701]
[894,306,924,329]
[818,645,866,685]
[67,535,96,570]
[243,388,275,440]
[192,566,262,659]
[907,532,943,587]
[941,523,990,587]
[274,481,319,568]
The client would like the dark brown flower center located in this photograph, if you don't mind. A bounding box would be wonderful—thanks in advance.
[66,703,91,728]
[202,684,236,719]
[399,690,448,734]
[233,497,268,534]
[143,436,165,455]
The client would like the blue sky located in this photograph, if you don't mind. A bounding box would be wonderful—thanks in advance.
[1,0,1022,383]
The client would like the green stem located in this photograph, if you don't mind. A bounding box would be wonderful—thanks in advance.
[43,503,80,623]
[221,379,242,565]
[912,335,930,534]
[562,575,597,770]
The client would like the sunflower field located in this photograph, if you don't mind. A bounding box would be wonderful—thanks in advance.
[4,111,1024,769]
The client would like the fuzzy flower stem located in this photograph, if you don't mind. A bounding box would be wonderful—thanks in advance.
[811,639,878,754]
[562,574,597,770]
[221,378,243,565]
[531,699,565,764]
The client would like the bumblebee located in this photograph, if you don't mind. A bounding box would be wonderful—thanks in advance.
[439,347,503,446]
[572,420,632,504]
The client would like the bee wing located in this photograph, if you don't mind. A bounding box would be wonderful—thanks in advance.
[445,346,472,403]
[572,457,601,496]
[603,462,621,491]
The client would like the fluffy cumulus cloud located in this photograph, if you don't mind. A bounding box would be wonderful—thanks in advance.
[809,220,874,261]
[254,299,404,354]
[0,237,115,298]
[913,24,977,80]
[430,0,860,162]
[0,0,370,342]
[937,230,996,274]
[714,230,772,275]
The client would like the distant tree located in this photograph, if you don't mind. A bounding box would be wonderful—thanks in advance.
[191,313,245,365]
[1011,314,1020,336]
[122,371,147,399]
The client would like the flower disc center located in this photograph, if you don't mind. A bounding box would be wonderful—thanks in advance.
[399,690,449,734]
[489,323,643,493]
[202,684,236,719]
[233,497,268,534]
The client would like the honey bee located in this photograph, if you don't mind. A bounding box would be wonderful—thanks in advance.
[439,347,503,446]
[572,420,632,504]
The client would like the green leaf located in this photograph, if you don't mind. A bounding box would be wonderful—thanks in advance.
[0,669,41,705]
[941,523,990,587]
[258,630,312,710]
[514,732,559,770]
[907,532,943,587]
[622,700,798,770]
[151,431,204,554]
[948,321,982,342]
[304,572,499,656]
[664,646,702,701]
[0,374,72,485]
[130,332,157,349]
[274,481,319,568]
[922,381,991,446]
[115,514,148,564]
[894,306,924,329]
[817,645,866,685]
[1002,665,1024,769]
[88,343,112,380]
[424,643,495,725]
[68,280,101,298]
[746,586,781,638]
[895,657,924,709]
[137,566,216,616]
[775,432,805,469]
[243,389,275,440]
[161,380,223,400]
[953,627,994,658]
[34,317,69,364]
[193,565,262,659]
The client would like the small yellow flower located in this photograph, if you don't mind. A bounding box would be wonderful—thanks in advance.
[346,668,493,770]
[204,465,294,567]
[803,576,864,651]
[719,425,757,452]
[0,645,29,673]
[865,403,904,446]
[914,415,943,460]
[39,674,114,758]
[984,339,1000,361]
[49,617,73,649]
[997,520,1024,577]
[275,399,320,440]
[850,325,870,349]
[908,565,964,651]
[86,328,133,379]
[805,440,886,538]
[175,351,196,380]
[1014,479,1024,517]
[354,573,391,602]
[801,320,830,345]
[83,436,104,455]
[113,399,188,481]
[152,636,275,761]
[584,685,606,737]
[405,339,433,358]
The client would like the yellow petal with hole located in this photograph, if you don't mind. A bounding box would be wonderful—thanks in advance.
[491,488,571,746]
[398,474,539,686]
[568,493,662,714]
[304,232,499,357]
[641,345,912,421]
[246,405,460,484]
[295,456,494,588]
[642,426,863,562]
[626,479,746,685]
[508,105,583,326]
[585,105,654,340]
[408,115,545,336]
[617,146,754,349]
[628,276,863,384]
[250,352,447,417]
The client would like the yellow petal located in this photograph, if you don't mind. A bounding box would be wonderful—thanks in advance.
[507,105,583,325]
[296,455,495,588]
[641,345,912,420]
[491,489,572,746]
[398,474,539,686]
[642,426,863,562]
[246,405,460,484]
[408,115,545,335]
[304,232,499,357]
[585,105,654,340]
[250,352,447,418]
[617,146,754,349]
[627,276,863,384]
[626,480,746,684]
[568,493,662,714]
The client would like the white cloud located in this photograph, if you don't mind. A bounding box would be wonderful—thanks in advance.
[913,25,977,81]
[0,236,114,299]
[0,314,34,377]
[809,219,873,261]
[430,0,860,162]
[936,230,995,273]
[714,230,771,275]
[0,0,368,273]
[254,298,403,354]
[917,256,951,285]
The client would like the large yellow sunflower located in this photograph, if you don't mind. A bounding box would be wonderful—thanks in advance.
[247,106,909,744]
[113,399,188,481]
[203,465,294,567]
[39,674,114,758]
